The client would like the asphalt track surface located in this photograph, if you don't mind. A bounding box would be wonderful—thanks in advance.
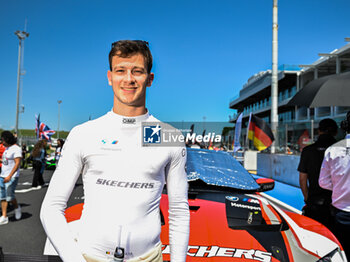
[0,168,84,257]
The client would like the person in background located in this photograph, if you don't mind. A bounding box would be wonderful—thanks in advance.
[55,139,64,163]
[298,118,338,229]
[0,138,5,174]
[31,140,47,189]
[21,143,28,169]
[190,140,201,149]
[319,111,350,260]
[0,131,22,225]
[40,140,48,176]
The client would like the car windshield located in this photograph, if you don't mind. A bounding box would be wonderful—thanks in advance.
[186,148,260,191]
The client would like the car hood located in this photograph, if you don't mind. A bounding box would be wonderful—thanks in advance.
[160,192,343,262]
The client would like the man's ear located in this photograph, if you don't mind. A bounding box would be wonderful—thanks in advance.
[147,73,154,87]
[107,70,112,86]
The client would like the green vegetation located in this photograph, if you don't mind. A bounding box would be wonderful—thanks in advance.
[50,131,69,139]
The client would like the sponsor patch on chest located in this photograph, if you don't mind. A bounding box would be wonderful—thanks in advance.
[96,178,154,189]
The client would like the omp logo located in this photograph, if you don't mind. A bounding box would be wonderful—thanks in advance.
[242,197,260,204]
[122,118,136,124]
[226,196,239,202]
[162,245,271,262]
[143,125,161,144]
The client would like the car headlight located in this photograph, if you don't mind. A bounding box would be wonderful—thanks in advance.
[316,247,346,262]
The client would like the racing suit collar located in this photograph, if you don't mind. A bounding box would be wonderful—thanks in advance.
[107,109,150,125]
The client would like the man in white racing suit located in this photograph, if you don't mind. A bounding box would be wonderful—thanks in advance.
[40,40,190,262]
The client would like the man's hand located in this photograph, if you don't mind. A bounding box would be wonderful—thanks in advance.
[3,176,11,183]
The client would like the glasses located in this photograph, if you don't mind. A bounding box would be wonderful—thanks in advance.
[111,40,149,48]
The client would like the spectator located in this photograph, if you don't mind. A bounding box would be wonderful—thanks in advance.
[55,139,64,163]
[31,140,47,189]
[298,118,338,228]
[21,143,28,169]
[190,141,201,149]
[40,140,48,175]
[319,111,350,259]
[0,131,22,225]
[0,138,5,174]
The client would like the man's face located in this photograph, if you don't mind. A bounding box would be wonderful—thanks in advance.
[107,53,154,108]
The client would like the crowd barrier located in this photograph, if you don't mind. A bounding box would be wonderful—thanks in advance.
[257,153,301,187]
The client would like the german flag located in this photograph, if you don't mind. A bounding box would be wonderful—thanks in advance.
[248,114,274,151]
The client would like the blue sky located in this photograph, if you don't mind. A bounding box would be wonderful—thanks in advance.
[0,0,349,131]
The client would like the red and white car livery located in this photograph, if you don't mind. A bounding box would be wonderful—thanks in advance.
[45,149,347,261]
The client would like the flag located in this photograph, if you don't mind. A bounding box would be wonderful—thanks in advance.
[233,113,243,152]
[35,115,55,141]
[248,114,274,151]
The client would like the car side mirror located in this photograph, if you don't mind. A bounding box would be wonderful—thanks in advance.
[255,178,275,192]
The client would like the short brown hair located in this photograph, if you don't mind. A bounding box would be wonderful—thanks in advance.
[109,40,153,74]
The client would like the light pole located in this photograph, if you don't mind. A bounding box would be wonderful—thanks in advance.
[270,0,279,153]
[57,100,62,139]
[15,30,29,135]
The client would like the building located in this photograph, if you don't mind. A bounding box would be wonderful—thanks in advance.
[229,41,350,151]
[229,65,300,124]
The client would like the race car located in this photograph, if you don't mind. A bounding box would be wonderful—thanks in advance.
[45,148,347,261]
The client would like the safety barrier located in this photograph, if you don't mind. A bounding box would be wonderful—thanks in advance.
[257,153,300,187]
